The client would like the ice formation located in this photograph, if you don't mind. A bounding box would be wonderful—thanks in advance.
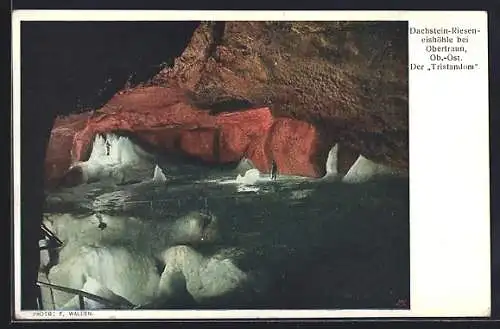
[234,158,257,176]
[42,211,219,263]
[322,144,340,181]
[39,210,249,309]
[342,155,399,183]
[70,133,157,185]
[235,168,261,185]
[158,245,249,304]
[46,246,160,308]
[41,243,251,309]
[152,165,167,182]
[321,143,402,183]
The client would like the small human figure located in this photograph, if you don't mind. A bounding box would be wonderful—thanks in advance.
[105,139,111,156]
[271,159,278,181]
[95,213,107,230]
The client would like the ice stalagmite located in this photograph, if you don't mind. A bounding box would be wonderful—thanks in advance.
[66,133,156,186]
[152,165,167,182]
[322,144,340,181]
[342,155,398,183]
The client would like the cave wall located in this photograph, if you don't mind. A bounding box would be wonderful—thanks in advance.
[45,21,409,188]
[152,21,409,168]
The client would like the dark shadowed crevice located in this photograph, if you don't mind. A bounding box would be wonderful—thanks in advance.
[186,92,256,115]
[207,99,255,115]
[208,21,226,59]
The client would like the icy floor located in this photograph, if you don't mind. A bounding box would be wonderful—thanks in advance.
[42,166,409,310]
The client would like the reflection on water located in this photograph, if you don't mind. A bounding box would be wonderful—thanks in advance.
[43,169,409,310]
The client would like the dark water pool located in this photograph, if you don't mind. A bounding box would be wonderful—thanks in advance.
[44,170,409,310]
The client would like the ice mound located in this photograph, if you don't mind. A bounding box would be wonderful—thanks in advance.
[40,211,251,309]
[234,158,257,176]
[321,143,404,183]
[158,245,249,304]
[47,245,161,308]
[152,165,167,183]
[68,133,158,186]
[45,244,252,309]
[322,144,340,181]
[342,155,400,184]
[235,168,261,185]
[42,210,220,265]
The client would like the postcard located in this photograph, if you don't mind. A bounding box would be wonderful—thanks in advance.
[11,10,490,320]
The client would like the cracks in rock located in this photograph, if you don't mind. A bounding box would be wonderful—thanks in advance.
[190,95,256,115]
